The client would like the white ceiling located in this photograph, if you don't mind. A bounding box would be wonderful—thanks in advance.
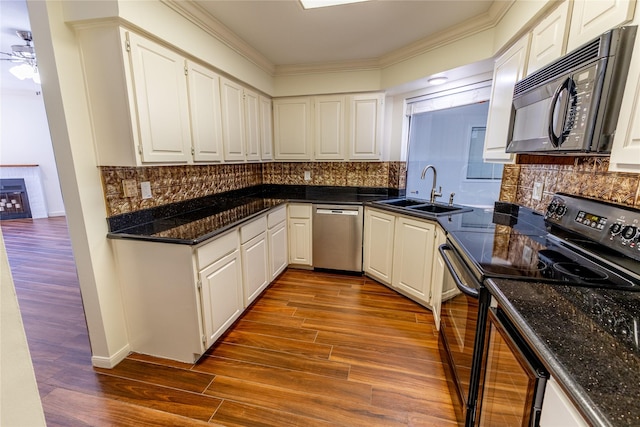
[1,0,500,92]
[193,0,496,66]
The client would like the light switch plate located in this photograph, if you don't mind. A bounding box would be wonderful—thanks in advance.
[304,170,311,181]
[532,181,544,201]
[122,179,138,198]
[141,181,152,199]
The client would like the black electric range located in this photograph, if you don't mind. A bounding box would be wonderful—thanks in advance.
[444,194,640,292]
[439,193,640,426]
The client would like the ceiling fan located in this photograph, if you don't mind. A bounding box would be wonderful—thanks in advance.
[1,30,40,84]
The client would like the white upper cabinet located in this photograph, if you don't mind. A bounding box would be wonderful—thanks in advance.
[273,92,384,161]
[527,0,571,74]
[127,31,193,164]
[483,33,531,163]
[567,0,636,52]
[314,95,346,160]
[609,14,640,173]
[348,93,384,160]
[187,62,224,162]
[260,96,274,160]
[244,88,261,162]
[220,77,247,162]
[274,97,313,160]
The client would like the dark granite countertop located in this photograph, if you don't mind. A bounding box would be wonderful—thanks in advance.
[486,278,640,427]
[106,184,397,245]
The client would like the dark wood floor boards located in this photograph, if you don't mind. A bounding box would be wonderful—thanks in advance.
[2,217,458,426]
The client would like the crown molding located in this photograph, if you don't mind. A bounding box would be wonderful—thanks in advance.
[378,0,514,69]
[160,0,276,75]
[163,0,515,77]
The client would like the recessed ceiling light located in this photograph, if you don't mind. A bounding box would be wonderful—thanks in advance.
[428,76,448,86]
[300,0,370,10]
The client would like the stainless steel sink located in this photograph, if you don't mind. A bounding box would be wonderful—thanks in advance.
[409,204,463,214]
[377,198,427,207]
[373,198,471,216]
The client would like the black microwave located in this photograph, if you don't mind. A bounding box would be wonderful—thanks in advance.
[506,26,636,155]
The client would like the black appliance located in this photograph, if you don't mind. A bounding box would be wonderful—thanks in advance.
[507,26,637,155]
[438,194,640,426]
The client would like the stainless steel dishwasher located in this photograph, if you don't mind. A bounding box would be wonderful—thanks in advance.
[312,204,363,272]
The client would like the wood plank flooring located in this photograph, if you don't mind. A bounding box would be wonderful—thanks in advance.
[2,217,458,426]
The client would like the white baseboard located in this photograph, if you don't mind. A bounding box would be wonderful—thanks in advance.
[47,211,66,217]
[91,343,130,369]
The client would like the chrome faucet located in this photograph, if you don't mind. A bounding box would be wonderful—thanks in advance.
[420,164,442,204]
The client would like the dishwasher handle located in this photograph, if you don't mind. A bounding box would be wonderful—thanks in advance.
[315,208,360,216]
[439,244,479,298]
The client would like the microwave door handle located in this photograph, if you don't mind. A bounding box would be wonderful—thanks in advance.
[547,78,570,147]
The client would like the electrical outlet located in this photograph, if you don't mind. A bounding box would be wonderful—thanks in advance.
[532,181,544,201]
[122,179,138,198]
[140,181,152,199]
[304,170,311,181]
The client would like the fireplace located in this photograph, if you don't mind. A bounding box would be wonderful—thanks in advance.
[0,178,31,220]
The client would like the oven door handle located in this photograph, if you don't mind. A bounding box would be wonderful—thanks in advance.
[438,244,479,298]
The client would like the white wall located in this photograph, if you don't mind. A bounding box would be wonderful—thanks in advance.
[0,89,65,217]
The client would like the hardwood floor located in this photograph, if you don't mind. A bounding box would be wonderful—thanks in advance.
[2,217,458,426]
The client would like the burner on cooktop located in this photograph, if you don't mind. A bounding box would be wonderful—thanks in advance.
[552,262,609,282]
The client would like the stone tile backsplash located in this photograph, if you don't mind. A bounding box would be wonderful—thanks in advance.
[100,161,407,217]
[500,156,640,213]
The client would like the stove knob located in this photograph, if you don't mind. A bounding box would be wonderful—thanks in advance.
[555,205,567,218]
[609,223,623,236]
[546,201,558,218]
[621,225,638,240]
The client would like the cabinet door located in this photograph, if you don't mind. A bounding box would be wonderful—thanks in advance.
[363,208,396,285]
[288,218,312,266]
[244,88,261,162]
[609,21,640,173]
[527,0,571,74]
[187,62,223,162]
[260,96,274,160]
[483,34,530,163]
[127,32,192,163]
[273,97,313,160]
[314,95,345,160]
[220,77,246,162]
[428,226,447,330]
[392,217,436,302]
[199,250,243,348]
[241,232,269,306]
[269,221,288,280]
[348,93,384,160]
[567,0,636,52]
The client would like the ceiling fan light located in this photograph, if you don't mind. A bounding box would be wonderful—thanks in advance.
[9,63,34,80]
[33,69,41,85]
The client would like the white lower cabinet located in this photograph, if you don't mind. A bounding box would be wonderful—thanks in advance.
[428,226,447,330]
[240,216,269,307]
[392,216,436,301]
[363,207,448,328]
[268,206,288,280]
[363,208,396,285]
[540,377,589,427]
[288,204,313,267]
[111,205,290,363]
[199,245,243,348]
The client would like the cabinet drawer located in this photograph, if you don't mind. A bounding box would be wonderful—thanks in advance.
[288,203,311,219]
[240,215,267,244]
[197,230,239,269]
[268,205,287,228]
